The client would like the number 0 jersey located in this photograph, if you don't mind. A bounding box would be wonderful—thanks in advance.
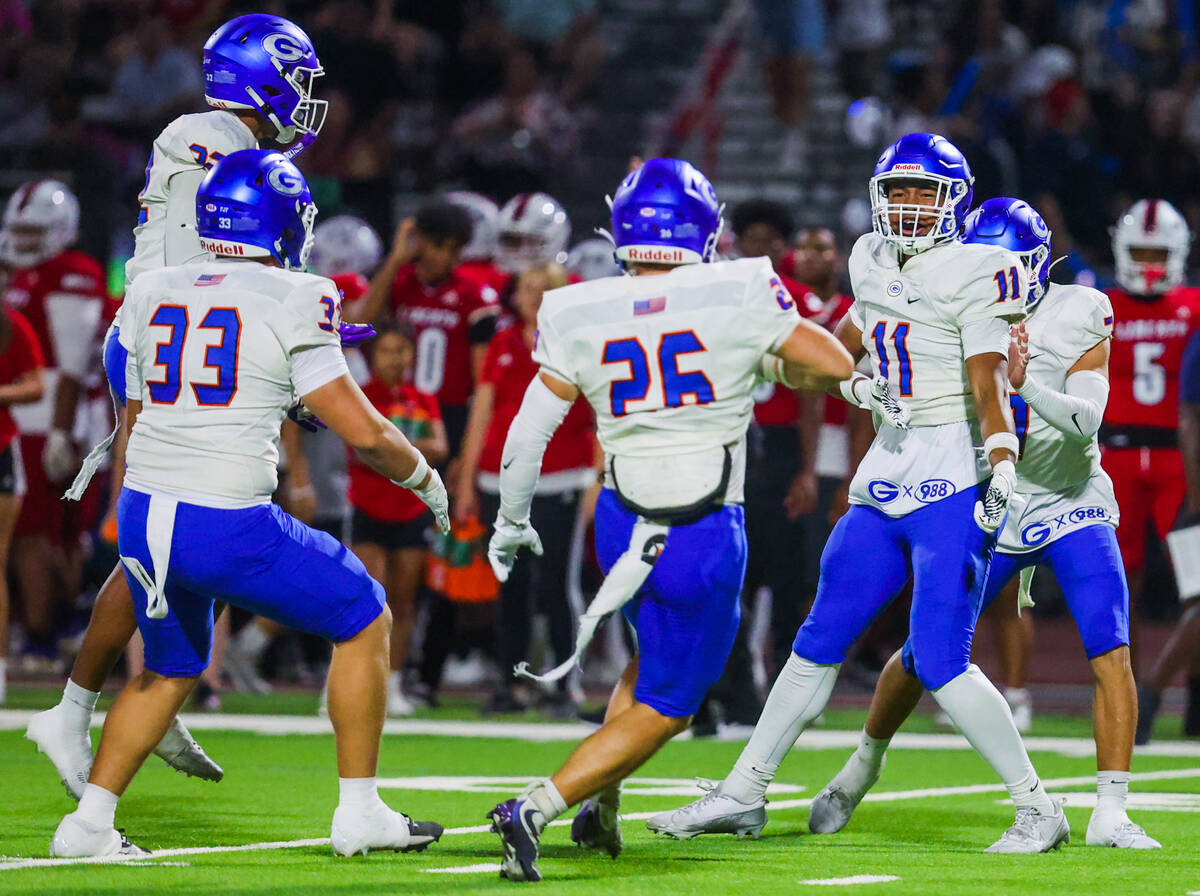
[532,257,799,504]
[121,261,347,507]
[126,111,258,287]
[846,233,1027,517]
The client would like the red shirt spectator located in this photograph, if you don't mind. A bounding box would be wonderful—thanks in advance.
[348,377,444,524]
[0,308,44,450]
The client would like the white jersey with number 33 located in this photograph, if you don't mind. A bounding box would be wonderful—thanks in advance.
[847,233,1027,517]
[121,261,348,508]
[125,111,258,287]
[533,257,800,504]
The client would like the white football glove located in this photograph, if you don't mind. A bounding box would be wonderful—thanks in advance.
[412,467,450,534]
[974,459,1017,534]
[488,516,543,583]
[42,429,75,482]
[868,376,910,430]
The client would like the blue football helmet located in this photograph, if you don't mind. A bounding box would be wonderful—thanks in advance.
[962,197,1052,304]
[203,14,326,146]
[196,149,316,271]
[609,158,722,267]
[869,133,974,253]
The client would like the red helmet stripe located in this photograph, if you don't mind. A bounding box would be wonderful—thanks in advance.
[15,180,43,213]
[1144,199,1159,232]
[512,193,532,220]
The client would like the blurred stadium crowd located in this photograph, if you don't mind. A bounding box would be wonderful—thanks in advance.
[1,0,1199,739]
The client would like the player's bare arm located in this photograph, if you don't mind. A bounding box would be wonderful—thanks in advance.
[769,318,854,392]
[0,367,44,406]
[967,352,1016,466]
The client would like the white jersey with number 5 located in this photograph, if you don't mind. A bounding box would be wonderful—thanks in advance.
[125,111,258,287]
[847,233,1027,517]
[533,256,799,505]
[1000,282,1118,553]
[121,260,348,508]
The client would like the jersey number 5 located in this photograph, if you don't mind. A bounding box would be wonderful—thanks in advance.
[602,331,715,416]
[148,305,242,406]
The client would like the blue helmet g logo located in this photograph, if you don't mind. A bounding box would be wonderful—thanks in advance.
[267,165,304,196]
[262,32,306,63]
[868,479,900,504]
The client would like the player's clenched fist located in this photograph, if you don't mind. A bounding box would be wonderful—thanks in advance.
[488,516,543,583]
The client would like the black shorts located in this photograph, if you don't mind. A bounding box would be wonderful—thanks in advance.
[0,439,26,496]
[350,507,431,551]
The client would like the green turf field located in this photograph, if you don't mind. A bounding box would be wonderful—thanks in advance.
[3,693,1199,895]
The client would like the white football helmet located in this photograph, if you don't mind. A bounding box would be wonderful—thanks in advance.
[566,238,620,281]
[444,191,499,262]
[0,179,80,268]
[1112,199,1191,295]
[308,215,383,277]
[495,192,570,273]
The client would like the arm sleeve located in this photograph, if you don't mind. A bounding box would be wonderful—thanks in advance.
[163,168,208,267]
[498,375,573,522]
[46,293,103,379]
[1182,329,1200,404]
[530,308,575,385]
[961,316,1011,360]
[1017,369,1109,441]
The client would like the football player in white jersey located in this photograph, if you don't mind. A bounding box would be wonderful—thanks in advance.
[806,197,1160,849]
[650,134,1070,853]
[26,12,328,798]
[50,149,448,858]
[480,158,909,881]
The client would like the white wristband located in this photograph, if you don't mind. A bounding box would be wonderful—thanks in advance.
[982,432,1020,464]
[838,375,867,408]
[396,453,430,490]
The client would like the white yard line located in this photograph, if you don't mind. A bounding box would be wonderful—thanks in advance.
[3,766,1198,873]
[800,876,901,886]
[4,708,1200,758]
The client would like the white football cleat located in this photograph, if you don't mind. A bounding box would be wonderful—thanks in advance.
[1086,811,1161,849]
[985,802,1070,853]
[386,687,415,718]
[50,814,148,858]
[331,803,444,856]
[152,717,223,781]
[645,781,766,839]
[808,753,885,834]
[25,704,93,800]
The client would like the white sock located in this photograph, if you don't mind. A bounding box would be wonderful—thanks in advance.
[75,783,118,829]
[0,658,6,704]
[388,671,402,695]
[338,776,382,812]
[62,680,100,732]
[1096,770,1129,815]
[523,779,567,834]
[235,622,271,659]
[595,780,621,810]
[722,653,839,804]
[931,665,1054,814]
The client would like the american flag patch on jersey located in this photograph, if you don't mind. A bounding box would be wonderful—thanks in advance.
[634,296,666,315]
[195,274,226,287]
[1103,315,1114,326]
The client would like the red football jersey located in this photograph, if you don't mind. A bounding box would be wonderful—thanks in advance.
[388,265,499,407]
[455,260,510,297]
[1,250,105,435]
[347,379,442,523]
[479,325,594,476]
[753,275,825,426]
[0,309,44,448]
[1105,285,1200,429]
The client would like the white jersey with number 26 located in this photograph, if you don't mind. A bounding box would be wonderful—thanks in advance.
[533,257,799,506]
[847,233,1027,517]
[121,261,348,508]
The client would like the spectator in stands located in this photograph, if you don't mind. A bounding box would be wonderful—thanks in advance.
[347,322,448,717]
[490,0,606,106]
[352,201,499,456]
[453,261,596,716]
[0,305,44,703]
[752,0,825,169]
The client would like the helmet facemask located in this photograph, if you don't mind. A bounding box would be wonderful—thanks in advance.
[869,172,969,254]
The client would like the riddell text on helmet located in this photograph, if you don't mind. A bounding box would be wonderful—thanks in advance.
[624,246,687,263]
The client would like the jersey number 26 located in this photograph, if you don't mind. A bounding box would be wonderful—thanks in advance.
[602,331,714,416]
